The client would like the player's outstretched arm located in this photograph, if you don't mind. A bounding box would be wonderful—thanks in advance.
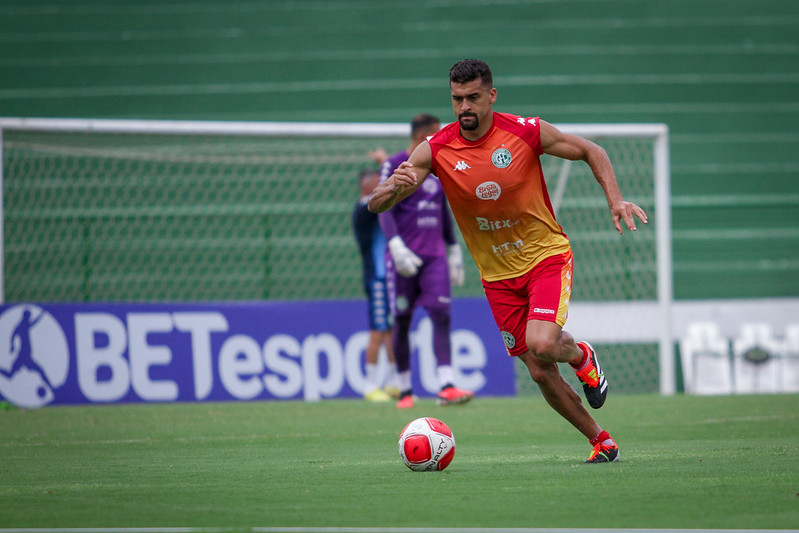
[368,142,433,213]
[540,120,648,234]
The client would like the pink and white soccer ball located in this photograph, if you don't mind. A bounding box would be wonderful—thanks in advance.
[398,417,456,471]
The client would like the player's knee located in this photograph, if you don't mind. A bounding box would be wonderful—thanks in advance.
[426,306,451,326]
[525,334,559,362]
[519,352,558,384]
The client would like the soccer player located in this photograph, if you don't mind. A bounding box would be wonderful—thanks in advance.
[377,114,474,409]
[352,168,399,402]
[369,59,648,462]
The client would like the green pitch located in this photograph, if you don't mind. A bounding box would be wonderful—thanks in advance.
[2,394,797,530]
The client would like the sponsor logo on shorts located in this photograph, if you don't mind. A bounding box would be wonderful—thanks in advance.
[533,307,556,315]
[475,181,501,201]
[501,331,516,349]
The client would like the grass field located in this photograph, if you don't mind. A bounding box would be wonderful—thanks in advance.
[2,393,798,531]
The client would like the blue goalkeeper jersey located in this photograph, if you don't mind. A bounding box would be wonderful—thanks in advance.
[352,195,387,290]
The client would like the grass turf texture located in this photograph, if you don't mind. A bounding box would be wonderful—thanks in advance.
[1,394,797,530]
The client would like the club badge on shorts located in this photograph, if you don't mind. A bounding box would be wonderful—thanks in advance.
[501,330,516,349]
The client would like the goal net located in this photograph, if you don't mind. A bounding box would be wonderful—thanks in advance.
[0,118,673,394]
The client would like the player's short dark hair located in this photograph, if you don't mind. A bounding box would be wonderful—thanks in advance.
[410,114,440,137]
[449,58,493,88]
[358,168,378,184]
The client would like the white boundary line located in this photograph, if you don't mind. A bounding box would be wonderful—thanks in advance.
[0,529,797,533]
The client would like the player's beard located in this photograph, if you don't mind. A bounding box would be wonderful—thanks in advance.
[458,113,479,131]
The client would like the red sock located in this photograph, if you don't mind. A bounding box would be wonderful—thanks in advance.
[589,430,613,447]
[569,343,589,369]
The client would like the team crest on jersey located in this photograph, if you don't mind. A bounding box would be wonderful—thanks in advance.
[491,147,512,169]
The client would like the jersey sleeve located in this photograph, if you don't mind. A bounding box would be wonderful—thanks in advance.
[501,113,543,156]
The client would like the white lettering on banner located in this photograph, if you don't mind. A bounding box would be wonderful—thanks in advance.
[263,334,303,398]
[343,332,370,395]
[128,313,177,401]
[75,313,130,402]
[219,334,263,400]
[67,311,489,403]
[301,334,345,402]
[173,312,228,400]
[411,317,486,393]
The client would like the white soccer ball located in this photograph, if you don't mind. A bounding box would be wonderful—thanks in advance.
[398,417,456,471]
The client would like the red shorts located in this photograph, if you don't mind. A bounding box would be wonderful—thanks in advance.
[481,250,573,356]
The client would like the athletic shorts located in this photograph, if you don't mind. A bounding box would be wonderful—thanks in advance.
[365,277,392,331]
[481,250,573,357]
[386,254,451,317]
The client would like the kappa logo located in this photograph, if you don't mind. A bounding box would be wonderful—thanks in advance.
[491,147,512,169]
[0,305,69,408]
[453,160,471,171]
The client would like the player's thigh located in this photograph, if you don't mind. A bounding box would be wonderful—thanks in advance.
[482,279,529,357]
[525,251,573,327]
[388,269,420,317]
[525,319,564,361]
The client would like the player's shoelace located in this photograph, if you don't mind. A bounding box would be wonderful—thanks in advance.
[585,443,619,463]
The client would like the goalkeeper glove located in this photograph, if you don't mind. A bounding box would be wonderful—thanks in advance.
[447,244,465,287]
[388,236,423,277]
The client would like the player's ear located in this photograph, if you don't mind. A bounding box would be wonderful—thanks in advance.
[489,88,497,105]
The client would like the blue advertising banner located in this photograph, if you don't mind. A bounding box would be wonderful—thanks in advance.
[0,298,516,408]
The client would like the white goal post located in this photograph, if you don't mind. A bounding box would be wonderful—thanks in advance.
[0,117,674,394]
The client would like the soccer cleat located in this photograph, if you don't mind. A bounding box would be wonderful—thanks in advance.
[437,385,474,406]
[574,341,608,409]
[364,388,392,402]
[396,392,415,409]
[383,385,401,399]
[584,442,620,463]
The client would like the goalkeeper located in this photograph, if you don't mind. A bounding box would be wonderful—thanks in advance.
[370,60,648,463]
[374,113,474,409]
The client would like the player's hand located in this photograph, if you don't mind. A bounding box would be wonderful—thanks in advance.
[447,244,465,287]
[388,236,423,277]
[369,148,388,165]
[611,201,648,234]
[390,162,418,195]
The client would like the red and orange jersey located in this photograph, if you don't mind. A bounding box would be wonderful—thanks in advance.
[428,112,570,282]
